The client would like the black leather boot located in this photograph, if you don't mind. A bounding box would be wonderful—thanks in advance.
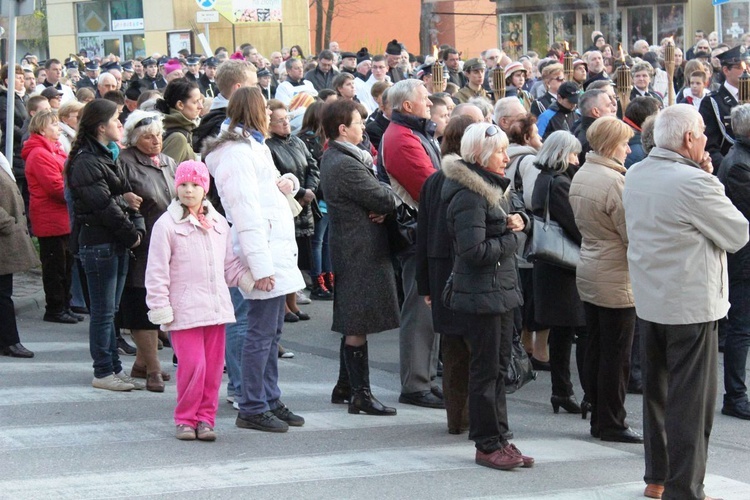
[344,342,396,416]
[331,336,351,404]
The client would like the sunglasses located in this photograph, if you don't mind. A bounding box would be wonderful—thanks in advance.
[485,124,500,137]
[133,116,157,129]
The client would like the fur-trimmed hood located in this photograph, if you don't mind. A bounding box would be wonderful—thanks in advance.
[167,198,222,227]
[441,153,511,208]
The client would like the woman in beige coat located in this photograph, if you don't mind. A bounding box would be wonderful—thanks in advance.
[569,117,642,444]
[0,152,40,358]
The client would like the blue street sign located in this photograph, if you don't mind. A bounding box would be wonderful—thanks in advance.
[713,0,730,6]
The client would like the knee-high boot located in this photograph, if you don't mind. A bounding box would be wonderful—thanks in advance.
[345,342,397,416]
[331,336,351,404]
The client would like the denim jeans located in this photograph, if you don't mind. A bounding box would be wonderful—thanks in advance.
[79,243,128,379]
[722,280,750,406]
[225,287,249,399]
[310,213,331,278]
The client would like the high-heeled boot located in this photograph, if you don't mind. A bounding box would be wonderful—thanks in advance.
[344,342,396,416]
[331,336,351,404]
[550,395,582,414]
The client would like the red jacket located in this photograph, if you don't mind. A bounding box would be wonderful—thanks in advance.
[22,133,70,237]
[381,111,441,202]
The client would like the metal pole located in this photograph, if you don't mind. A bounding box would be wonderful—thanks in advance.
[279,23,284,49]
[716,5,723,45]
[5,1,18,163]
[204,23,210,46]
[611,0,618,47]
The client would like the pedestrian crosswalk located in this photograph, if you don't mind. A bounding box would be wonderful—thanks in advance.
[2,334,749,499]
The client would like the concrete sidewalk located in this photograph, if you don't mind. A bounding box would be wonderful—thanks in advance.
[12,268,45,314]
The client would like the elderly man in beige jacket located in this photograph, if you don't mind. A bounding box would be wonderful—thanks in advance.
[623,104,749,500]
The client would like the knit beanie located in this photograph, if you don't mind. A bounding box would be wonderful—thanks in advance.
[174,160,210,193]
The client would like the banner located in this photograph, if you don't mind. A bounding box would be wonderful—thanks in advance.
[213,0,282,23]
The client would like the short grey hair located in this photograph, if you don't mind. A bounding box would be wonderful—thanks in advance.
[732,104,750,138]
[578,89,607,117]
[468,96,493,121]
[653,104,703,152]
[631,61,654,77]
[389,79,425,113]
[460,123,509,167]
[493,97,525,124]
[534,130,582,173]
[123,110,163,147]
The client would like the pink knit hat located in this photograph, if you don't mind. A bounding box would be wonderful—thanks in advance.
[164,58,183,75]
[174,160,210,193]
[230,51,245,61]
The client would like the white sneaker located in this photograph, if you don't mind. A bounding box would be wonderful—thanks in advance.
[92,374,135,391]
[296,290,312,305]
[114,371,146,390]
[233,401,240,410]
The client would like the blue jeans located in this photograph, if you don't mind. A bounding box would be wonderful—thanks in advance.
[310,213,331,278]
[79,243,128,379]
[722,280,750,406]
[238,295,286,415]
[225,287,249,399]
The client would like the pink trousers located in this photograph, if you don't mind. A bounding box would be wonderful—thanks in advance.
[171,324,226,428]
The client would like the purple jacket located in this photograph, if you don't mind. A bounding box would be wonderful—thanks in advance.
[145,199,254,332]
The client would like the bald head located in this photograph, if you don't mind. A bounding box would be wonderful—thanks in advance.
[494,97,527,132]
[453,103,484,123]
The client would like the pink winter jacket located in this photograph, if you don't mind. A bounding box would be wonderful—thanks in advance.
[145,199,254,332]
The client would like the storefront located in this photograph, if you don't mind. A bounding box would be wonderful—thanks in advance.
[495,0,703,58]
[74,0,146,59]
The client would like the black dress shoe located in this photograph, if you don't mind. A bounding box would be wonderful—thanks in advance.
[65,309,85,322]
[600,427,644,443]
[530,356,551,371]
[2,343,34,358]
[721,401,750,420]
[399,390,445,409]
[70,306,89,315]
[294,310,310,321]
[43,311,79,324]
[284,312,299,323]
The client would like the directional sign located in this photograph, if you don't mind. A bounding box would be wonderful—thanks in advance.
[197,10,219,23]
[196,0,217,10]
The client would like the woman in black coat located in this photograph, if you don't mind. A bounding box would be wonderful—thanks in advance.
[66,99,146,392]
[319,99,399,416]
[441,122,533,471]
[530,130,587,415]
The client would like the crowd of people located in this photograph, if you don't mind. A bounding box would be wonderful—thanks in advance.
[1,28,750,499]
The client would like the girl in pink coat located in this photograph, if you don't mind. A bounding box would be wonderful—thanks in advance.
[146,160,254,441]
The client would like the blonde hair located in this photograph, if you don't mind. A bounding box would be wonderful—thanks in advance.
[58,100,85,123]
[587,116,634,158]
[29,109,59,135]
[542,63,564,82]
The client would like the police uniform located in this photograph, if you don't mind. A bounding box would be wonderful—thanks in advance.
[137,57,167,91]
[76,60,99,90]
[198,57,219,98]
[699,45,748,169]
[185,56,201,84]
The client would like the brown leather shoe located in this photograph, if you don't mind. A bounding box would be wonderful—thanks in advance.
[131,363,171,381]
[146,372,165,392]
[475,447,524,470]
[644,484,664,499]
[506,443,534,468]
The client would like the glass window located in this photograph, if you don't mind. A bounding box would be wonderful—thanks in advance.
[527,13,550,56]
[600,11,622,48]
[501,15,524,60]
[553,12,576,50]
[78,35,104,58]
[628,7,654,48]
[123,34,146,60]
[110,0,143,21]
[721,2,750,46]
[582,13,597,51]
[77,1,109,33]
[657,5,684,49]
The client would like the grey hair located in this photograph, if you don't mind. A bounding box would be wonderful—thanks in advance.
[389,79,425,113]
[98,72,116,86]
[653,104,703,151]
[578,89,607,117]
[732,104,750,138]
[123,110,164,147]
[493,96,525,124]
[468,96,493,120]
[460,122,509,167]
[285,58,302,71]
[631,61,654,77]
[534,130,582,173]
[641,115,657,154]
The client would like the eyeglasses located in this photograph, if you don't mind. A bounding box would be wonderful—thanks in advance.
[133,116,157,129]
[349,121,364,127]
[485,124,500,137]
[553,76,565,82]
[270,116,290,124]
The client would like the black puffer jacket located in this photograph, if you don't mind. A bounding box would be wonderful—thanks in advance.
[441,158,527,316]
[266,133,320,237]
[66,137,142,251]
[0,87,28,179]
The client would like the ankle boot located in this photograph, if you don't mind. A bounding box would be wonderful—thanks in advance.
[331,337,351,404]
[344,342,396,416]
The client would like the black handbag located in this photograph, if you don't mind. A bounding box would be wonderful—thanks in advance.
[385,193,418,256]
[523,177,580,270]
[505,328,537,394]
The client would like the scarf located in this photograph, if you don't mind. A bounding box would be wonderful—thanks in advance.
[189,204,214,230]
[0,152,14,180]
[334,139,373,169]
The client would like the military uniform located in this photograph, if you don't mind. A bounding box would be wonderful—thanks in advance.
[453,58,487,104]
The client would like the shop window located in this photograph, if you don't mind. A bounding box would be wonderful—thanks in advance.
[123,34,146,60]
[527,13,550,56]
[111,0,143,20]
[77,1,110,33]
[657,5,684,49]
[628,7,654,47]
[553,12,576,50]
[721,2,750,46]
[501,14,524,60]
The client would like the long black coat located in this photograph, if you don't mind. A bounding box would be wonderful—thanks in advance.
[266,133,320,238]
[320,141,399,335]
[530,168,585,327]
[0,88,28,179]
[718,136,750,283]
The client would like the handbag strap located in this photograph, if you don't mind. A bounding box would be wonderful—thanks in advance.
[543,174,555,228]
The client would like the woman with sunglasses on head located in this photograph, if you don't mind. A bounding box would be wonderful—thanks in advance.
[441,122,533,471]
[118,110,178,392]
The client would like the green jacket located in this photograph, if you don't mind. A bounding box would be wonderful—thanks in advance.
[162,109,197,165]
